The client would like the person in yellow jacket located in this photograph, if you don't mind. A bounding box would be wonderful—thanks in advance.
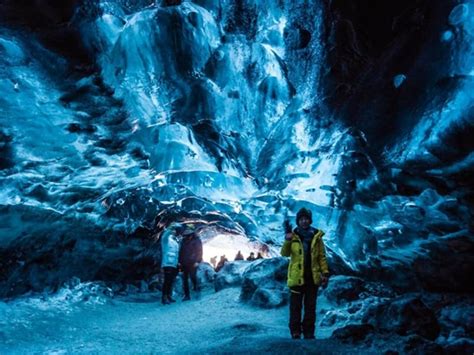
[281,207,330,339]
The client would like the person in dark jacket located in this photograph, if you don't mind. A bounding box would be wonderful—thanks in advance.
[178,224,202,301]
[246,252,256,261]
[281,208,330,340]
[234,250,244,261]
[215,255,228,272]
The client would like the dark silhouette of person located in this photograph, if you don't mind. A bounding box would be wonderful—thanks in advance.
[256,252,264,259]
[160,223,181,305]
[281,208,329,340]
[246,252,256,261]
[215,255,228,272]
[178,224,202,301]
[234,250,244,261]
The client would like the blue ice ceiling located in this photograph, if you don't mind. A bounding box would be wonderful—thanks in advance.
[0,0,473,296]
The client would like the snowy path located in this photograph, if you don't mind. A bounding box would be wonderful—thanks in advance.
[1,288,374,354]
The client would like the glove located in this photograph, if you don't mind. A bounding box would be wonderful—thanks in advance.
[321,274,329,288]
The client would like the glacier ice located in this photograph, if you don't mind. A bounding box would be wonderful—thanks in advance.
[0,0,473,307]
[0,1,474,353]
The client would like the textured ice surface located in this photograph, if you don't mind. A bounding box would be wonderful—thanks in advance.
[1,1,473,353]
[0,0,473,309]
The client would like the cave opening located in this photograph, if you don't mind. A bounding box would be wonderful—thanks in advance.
[191,225,270,265]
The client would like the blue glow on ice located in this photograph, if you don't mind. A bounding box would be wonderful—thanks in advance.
[441,30,454,42]
[393,74,406,88]
[449,4,469,26]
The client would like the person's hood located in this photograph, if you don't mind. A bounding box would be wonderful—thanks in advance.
[182,224,195,236]
[169,222,184,234]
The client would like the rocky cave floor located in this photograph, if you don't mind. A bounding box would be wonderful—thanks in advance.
[1,258,473,354]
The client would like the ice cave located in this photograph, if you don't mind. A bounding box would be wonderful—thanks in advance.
[0,0,473,353]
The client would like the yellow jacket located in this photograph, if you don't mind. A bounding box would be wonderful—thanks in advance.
[280,229,329,287]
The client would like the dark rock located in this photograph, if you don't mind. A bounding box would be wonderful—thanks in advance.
[443,338,474,354]
[359,233,474,293]
[347,303,363,314]
[362,281,397,299]
[362,295,440,340]
[139,280,148,292]
[323,275,396,306]
[449,327,465,338]
[284,26,312,50]
[163,0,182,6]
[402,335,443,354]
[0,205,164,298]
[240,257,288,308]
[320,311,344,327]
[325,246,356,276]
[123,284,139,294]
[0,0,78,27]
[130,146,150,161]
[393,172,437,197]
[197,262,216,289]
[426,220,461,234]
[331,323,374,343]
[413,235,474,293]
[24,184,51,202]
[0,129,14,170]
[418,189,441,206]
[250,287,288,308]
[434,197,460,215]
[322,275,366,304]
[67,123,97,134]
[439,303,474,338]
[393,202,426,230]
[214,261,249,292]
[223,1,258,40]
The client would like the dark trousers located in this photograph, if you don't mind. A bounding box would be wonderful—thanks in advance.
[182,265,199,297]
[162,267,178,299]
[289,283,318,337]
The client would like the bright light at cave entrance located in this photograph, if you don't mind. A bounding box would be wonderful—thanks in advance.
[203,233,258,263]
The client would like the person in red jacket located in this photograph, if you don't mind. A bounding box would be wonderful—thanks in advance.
[178,225,202,301]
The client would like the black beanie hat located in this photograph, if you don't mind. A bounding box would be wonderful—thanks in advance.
[296,208,312,225]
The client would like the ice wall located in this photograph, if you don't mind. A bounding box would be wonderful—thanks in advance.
[0,0,473,296]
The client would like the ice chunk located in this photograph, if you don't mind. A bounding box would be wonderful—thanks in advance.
[0,36,26,65]
[441,30,454,42]
[393,74,406,88]
[449,4,469,25]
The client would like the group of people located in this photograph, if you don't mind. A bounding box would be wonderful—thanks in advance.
[160,223,202,305]
[209,251,264,272]
[160,207,331,340]
[210,255,227,272]
[233,250,264,261]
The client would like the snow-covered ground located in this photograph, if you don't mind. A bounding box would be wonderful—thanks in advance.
[0,287,373,354]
